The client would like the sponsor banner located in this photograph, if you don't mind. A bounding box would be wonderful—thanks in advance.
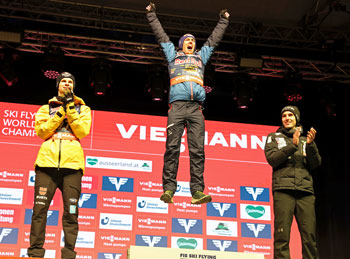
[136,215,168,232]
[136,196,168,214]
[81,175,99,191]
[0,187,23,205]
[0,207,20,224]
[172,200,203,215]
[99,213,133,230]
[207,239,238,252]
[0,170,25,185]
[207,202,237,218]
[0,227,18,244]
[241,222,272,239]
[97,231,132,249]
[22,230,59,247]
[102,176,134,192]
[0,249,16,257]
[175,181,191,197]
[240,241,273,257]
[172,218,203,234]
[24,209,59,226]
[206,220,238,237]
[100,192,133,211]
[240,186,270,202]
[79,193,98,209]
[27,170,36,187]
[61,230,96,248]
[240,204,271,221]
[138,180,163,194]
[135,235,168,247]
[207,184,237,199]
[171,236,203,250]
[78,212,98,228]
[97,252,123,259]
[20,248,56,258]
[86,156,152,172]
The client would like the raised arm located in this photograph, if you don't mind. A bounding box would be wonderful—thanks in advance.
[146,3,170,44]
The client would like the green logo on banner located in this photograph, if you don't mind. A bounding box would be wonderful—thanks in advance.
[177,238,197,249]
[87,158,98,165]
[246,205,265,218]
[142,163,150,168]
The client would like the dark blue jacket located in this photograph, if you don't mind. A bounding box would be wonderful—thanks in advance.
[147,11,229,104]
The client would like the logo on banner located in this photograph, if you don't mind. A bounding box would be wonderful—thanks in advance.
[100,213,133,230]
[28,170,35,186]
[97,253,122,259]
[175,181,191,197]
[137,216,167,231]
[240,186,270,202]
[206,220,237,237]
[102,176,134,192]
[207,185,236,198]
[0,188,23,204]
[0,209,17,224]
[0,170,24,184]
[135,235,167,247]
[241,223,271,239]
[79,193,98,208]
[0,228,18,244]
[207,239,238,252]
[20,248,56,258]
[136,197,168,214]
[24,209,59,226]
[171,236,203,250]
[86,156,152,172]
[62,230,95,248]
[81,175,98,190]
[207,202,237,218]
[240,204,271,221]
[172,218,202,234]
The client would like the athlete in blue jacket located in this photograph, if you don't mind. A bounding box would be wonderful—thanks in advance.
[146,3,229,204]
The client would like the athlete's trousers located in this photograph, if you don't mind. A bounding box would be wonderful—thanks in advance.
[162,101,205,195]
[28,167,82,259]
[273,190,318,259]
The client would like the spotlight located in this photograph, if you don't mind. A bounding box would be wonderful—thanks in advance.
[41,46,65,79]
[283,71,303,102]
[232,74,256,109]
[90,58,112,96]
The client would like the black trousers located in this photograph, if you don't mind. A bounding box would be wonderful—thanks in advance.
[162,101,205,195]
[28,167,82,259]
[273,190,318,259]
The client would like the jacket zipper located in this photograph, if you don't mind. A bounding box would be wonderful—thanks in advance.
[57,139,62,170]
[190,82,193,100]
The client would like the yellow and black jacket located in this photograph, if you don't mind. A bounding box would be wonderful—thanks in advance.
[34,96,91,172]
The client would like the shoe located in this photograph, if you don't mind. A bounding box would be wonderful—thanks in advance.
[160,190,174,203]
[191,191,212,204]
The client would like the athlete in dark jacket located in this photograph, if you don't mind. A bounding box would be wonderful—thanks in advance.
[146,3,229,204]
[265,105,321,259]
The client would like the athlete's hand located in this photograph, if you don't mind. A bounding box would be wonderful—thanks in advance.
[220,9,230,19]
[307,127,316,144]
[293,127,301,146]
[146,2,156,12]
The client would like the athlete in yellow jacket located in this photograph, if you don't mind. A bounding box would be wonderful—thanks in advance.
[28,72,91,259]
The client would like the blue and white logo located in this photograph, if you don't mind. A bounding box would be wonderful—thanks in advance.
[78,193,97,208]
[172,218,202,234]
[241,222,271,239]
[0,228,18,244]
[135,235,168,247]
[24,209,59,226]
[207,239,237,252]
[102,176,134,192]
[175,181,191,197]
[28,170,36,186]
[240,186,270,202]
[207,202,236,218]
[97,253,122,259]
[100,213,133,230]
[136,197,168,214]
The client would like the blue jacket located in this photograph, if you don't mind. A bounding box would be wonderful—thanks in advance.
[147,11,229,104]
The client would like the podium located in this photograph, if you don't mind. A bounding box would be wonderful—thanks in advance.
[128,245,264,259]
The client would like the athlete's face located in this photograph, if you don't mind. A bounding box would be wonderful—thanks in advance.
[58,78,74,97]
[282,111,297,129]
[182,37,196,54]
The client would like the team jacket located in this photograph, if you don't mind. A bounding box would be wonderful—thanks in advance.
[264,127,321,194]
[146,11,229,104]
[34,96,91,172]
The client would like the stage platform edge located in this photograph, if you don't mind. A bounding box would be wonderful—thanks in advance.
[127,245,265,259]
